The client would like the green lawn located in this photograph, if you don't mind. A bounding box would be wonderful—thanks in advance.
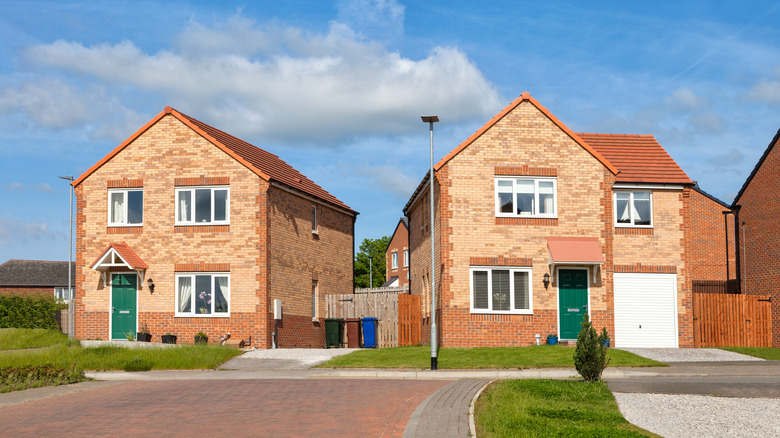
[719,347,780,360]
[317,345,664,369]
[0,328,68,350]
[475,379,658,437]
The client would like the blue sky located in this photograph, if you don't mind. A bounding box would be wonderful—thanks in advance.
[1,0,779,262]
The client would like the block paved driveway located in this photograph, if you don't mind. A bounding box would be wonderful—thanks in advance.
[0,379,449,438]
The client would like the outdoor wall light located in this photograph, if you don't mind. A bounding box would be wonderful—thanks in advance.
[147,278,155,294]
[543,273,550,290]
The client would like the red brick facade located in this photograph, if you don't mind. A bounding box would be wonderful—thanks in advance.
[385,219,409,287]
[405,94,710,348]
[733,130,780,346]
[73,111,355,347]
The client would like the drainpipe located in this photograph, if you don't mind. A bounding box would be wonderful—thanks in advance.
[723,211,730,283]
[732,205,742,295]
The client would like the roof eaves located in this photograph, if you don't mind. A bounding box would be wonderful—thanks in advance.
[732,128,780,206]
[432,92,619,175]
[692,183,730,208]
[403,172,431,214]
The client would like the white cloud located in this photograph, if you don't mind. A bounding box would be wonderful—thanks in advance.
[18,15,502,144]
[335,0,406,41]
[345,162,419,199]
[0,218,56,246]
[0,78,93,128]
[747,69,780,105]
[1,183,56,193]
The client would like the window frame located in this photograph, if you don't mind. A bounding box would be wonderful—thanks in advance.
[174,272,230,318]
[311,280,319,321]
[403,249,409,268]
[174,186,230,226]
[494,176,557,218]
[53,287,73,301]
[311,205,318,234]
[469,266,533,315]
[613,190,653,228]
[391,252,398,270]
[107,189,144,226]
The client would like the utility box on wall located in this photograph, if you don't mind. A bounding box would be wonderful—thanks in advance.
[274,299,282,320]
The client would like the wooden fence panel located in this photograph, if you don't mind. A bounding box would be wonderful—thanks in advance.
[693,293,772,347]
[326,293,398,348]
[398,294,421,346]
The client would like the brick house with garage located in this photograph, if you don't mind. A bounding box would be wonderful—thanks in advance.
[732,128,780,347]
[384,218,410,288]
[404,92,726,348]
[72,107,357,347]
[0,259,75,300]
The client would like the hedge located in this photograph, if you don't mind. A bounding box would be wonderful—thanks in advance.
[0,295,59,329]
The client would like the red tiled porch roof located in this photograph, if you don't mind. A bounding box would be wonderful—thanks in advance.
[90,242,149,271]
[547,237,605,264]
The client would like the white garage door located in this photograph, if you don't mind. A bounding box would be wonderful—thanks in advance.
[614,273,678,348]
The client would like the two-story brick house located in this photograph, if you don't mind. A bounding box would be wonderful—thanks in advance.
[73,107,357,347]
[732,128,780,347]
[404,92,712,348]
[384,218,410,288]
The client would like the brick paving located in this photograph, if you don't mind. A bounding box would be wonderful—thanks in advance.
[0,379,448,438]
[403,379,490,438]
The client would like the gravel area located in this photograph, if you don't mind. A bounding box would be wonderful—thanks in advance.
[614,392,780,438]
[618,348,764,362]
[237,348,359,368]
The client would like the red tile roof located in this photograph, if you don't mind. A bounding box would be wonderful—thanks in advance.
[74,108,355,213]
[577,133,692,184]
[90,242,149,270]
[547,237,605,264]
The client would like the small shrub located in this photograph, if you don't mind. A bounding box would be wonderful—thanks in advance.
[0,295,59,329]
[0,365,89,393]
[573,313,610,381]
[123,358,153,372]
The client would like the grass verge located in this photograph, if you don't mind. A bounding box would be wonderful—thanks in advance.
[475,379,657,437]
[1,366,91,393]
[0,328,69,350]
[719,347,780,360]
[317,345,664,369]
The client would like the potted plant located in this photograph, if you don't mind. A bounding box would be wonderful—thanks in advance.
[161,333,177,344]
[546,333,559,345]
[194,331,208,344]
[136,324,152,342]
[124,330,135,341]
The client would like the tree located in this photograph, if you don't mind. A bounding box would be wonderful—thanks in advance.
[573,313,610,382]
[354,236,391,288]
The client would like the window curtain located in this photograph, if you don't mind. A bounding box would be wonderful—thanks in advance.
[178,192,190,222]
[111,193,124,223]
[215,276,229,313]
[178,277,192,313]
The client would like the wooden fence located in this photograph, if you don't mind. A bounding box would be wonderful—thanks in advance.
[326,293,398,348]
[693,293,772,347]
[692,279,739,294]
[398,294,421,346]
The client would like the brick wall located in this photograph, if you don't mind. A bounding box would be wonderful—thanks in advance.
[685,189,734,281]
[267,185,354,348]
[736,136,780,346]
[385,220,409,287]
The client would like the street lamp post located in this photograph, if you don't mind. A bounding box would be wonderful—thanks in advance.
[58,176,74,339]
[421,115,439,370]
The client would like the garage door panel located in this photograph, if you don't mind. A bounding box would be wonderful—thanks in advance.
[614,273,678,348]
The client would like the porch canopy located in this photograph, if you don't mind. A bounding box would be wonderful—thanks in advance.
[90,242,149,287]
[547,236,605,284]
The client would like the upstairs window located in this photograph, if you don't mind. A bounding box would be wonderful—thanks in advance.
[615,191,652,227]
[392,252,398,270]
[312,280,319,321]
[495,177,557,218]
[176,187,229,225]
[108,189,143,226]
[470,267,532,314]
[403,250,409,267]
[312,205,318,234]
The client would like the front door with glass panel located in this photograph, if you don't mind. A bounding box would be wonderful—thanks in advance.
[559,269,588,339]
[111,273,137,340]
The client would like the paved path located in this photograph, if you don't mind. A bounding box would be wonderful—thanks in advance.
[403,379,489,438]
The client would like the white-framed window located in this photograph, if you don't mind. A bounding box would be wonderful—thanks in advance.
[403,249,409,267]
[614,191,652,227]
[470,266,533,314]
[495,177,557,218]
[175,273,230,317]
[392,252,398,270]
[175,186,229,225]
[54,287,73,301]
[312,205,318,234]
[108,189,143,226]
[311,280,318,321]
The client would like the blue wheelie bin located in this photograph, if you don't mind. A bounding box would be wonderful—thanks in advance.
[361,317,378,348]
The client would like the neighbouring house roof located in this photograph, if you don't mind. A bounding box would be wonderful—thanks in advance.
[90,242,149,271]
[0,260,75,287]
[577,133,693,185]
[434,92,619,174]
[386,217,409,253]
[546,237,605,264]
[73,107,356,214]
[381,276,399,288]
[732,128,780,206]
[692,183,730,208]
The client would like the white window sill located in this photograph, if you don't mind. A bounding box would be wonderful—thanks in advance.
[174,313,231,318]
[108,224,143,227]
[312,318,319,322]
[614,224,654,228]
[470,309,533,315]
[311,230,319,235]
[174,223,230,227]
[495,215,558,219]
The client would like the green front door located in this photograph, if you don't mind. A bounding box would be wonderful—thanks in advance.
[559,269,588,339]
[111,273,137,340]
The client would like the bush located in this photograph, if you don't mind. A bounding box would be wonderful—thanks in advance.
[0,365,88,393]
[0,295,59,329]
[573,313,610,381]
